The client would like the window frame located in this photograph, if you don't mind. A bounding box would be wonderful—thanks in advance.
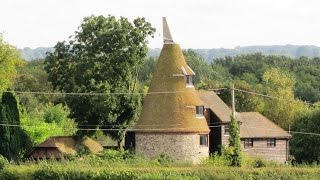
[200,134,208,146]
[244,138,253,148]
[224,124,230,135]
[267,138,276,148]
[186,75,194,86]
[195,105,204,117]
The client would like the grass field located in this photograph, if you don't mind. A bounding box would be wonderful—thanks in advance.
[1,150,320,179]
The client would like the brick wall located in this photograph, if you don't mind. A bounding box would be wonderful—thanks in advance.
[136,132,209,164]
[241,138,288,163]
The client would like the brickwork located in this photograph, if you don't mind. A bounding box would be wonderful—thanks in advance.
[136,132,209,163]
[241,139,289,163]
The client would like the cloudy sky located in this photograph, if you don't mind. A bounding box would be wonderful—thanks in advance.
[0,0,319,49]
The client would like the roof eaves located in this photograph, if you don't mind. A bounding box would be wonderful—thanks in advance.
[187,65,196,75]
[181,66,187,75]
[240,135,291,139]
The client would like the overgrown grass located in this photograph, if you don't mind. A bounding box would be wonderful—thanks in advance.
[1,150,320,179]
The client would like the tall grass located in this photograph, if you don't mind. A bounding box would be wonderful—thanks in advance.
[1,150,320,179]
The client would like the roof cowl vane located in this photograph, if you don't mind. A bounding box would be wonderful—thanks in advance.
[163,17,174,44]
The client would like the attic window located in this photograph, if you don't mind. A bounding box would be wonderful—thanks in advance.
[200,134,208,146]
[196,106,204,117]
[186,75,193,86]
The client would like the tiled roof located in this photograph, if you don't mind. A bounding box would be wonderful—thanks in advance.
[197,91,232,122]
[239,112,291,139]
[197,91,291,139]
[132,44,209,133]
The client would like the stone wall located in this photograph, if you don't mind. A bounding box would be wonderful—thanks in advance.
[241,139,289,163]
[135,132,209,164]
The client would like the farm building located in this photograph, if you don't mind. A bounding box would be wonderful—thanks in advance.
[28,136,103,159]
[198,91,291,163]
[127,17,210,163]
[127,18,291,163]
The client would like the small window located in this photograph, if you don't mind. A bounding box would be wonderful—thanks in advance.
[244,139,253,148]
[267,138,276,148]
[196,106,204,117]
[224,124,230,135]
[200,135,208,146]
[186,75,193,86]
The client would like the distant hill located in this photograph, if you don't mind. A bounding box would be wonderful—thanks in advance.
[20,47,54,61]
[21,45,320,61]
[149,45,320,62]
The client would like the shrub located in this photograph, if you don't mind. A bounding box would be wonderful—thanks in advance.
[203,152,230,167]
[228,115,243,166]
[155,154,173,165]
[76,146,91,157]
[98,149,125,162]
[253,158,267,168]
[0,170,20,180]
[0,155,8,170]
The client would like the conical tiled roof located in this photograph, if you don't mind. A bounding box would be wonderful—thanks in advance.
[133,43,209,133]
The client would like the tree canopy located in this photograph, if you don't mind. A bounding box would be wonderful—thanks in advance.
[0,36,23,92]
[291,107,320,163]
[45,15,155,144]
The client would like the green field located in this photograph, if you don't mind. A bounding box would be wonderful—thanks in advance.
[1,151,320,180]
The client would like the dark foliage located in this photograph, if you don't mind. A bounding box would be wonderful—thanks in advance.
[0,92,32,161]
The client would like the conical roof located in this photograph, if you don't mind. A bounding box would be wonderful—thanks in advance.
[133,43,209,133]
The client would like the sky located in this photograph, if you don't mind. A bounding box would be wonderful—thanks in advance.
[0,0,320,49]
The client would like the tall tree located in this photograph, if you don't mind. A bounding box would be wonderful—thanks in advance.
[262,68,307,129]
[13,59,58,112]
[0,35,23,92]
[291,107,320,163]
[45,15,155,146]
[0,92,24,161]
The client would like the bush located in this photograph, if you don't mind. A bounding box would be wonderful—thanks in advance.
[98,149,126,162]
[203,152,230,166]
[0,170,20,180]
[253,158,267,168]
[154,154,173,166]
[0,155,8,170]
